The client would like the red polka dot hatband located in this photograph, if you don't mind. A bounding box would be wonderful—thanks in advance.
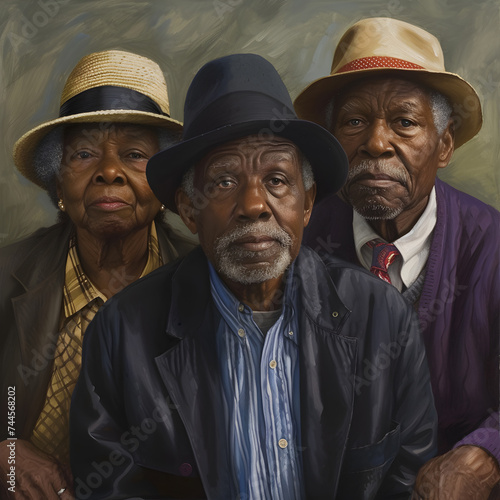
[294,18,482,148]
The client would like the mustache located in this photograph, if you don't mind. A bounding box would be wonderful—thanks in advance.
[347,159,408,186]
[215,221,292,252]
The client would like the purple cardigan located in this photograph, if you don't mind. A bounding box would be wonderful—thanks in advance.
[304,178,500,459]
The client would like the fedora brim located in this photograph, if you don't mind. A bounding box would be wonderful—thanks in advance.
[14,110,183,189]
[294,68,482,148]
[147,118,348,213]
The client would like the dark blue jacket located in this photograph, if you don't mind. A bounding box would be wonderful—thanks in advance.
[70,246,437,499]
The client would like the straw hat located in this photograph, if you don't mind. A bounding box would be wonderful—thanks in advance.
[146,53,348,212]
[14,49,182,189]
[294,18,482,148]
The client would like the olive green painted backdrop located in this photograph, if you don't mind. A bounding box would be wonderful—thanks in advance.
[1,0,499,246]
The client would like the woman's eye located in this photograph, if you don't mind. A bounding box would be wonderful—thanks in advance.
[75,151,92,159]
[127,152,145,159]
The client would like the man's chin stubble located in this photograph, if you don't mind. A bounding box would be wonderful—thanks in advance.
[216,246,292,285]
[353,203,404,220]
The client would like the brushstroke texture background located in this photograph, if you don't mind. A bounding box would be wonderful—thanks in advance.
[1,0,499,246]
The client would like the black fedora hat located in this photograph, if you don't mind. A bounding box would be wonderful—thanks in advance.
[147,53,348,212]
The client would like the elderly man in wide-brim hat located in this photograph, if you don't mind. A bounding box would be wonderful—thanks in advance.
[296,17,500,498]
[0,50,197,499]
[70,52,437,499]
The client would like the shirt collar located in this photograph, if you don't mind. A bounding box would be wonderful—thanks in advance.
[354,187,436,259]
[392,187,437,264]
[208,261,298,343]
[63,222,162,318]
[353,186,437,286]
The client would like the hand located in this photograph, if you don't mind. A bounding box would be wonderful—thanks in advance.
[412,445,500,500]
[0,439,74,499]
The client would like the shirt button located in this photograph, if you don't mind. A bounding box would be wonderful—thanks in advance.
[269,360,277,369]
[288,331,294,336]
[278,438,288,449]
[237,328,245,338]
[238,304,244,312]
[332,311,339,318]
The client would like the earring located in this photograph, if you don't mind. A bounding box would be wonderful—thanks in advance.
[160,204,166,212]
[57,199,65,211]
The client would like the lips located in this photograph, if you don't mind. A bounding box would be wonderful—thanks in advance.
[89,196,130,211]
[353,173,403,188]
[232,234,278,251]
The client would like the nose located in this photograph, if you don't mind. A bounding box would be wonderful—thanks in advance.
[92,152,126,185]
[359,119,395,158]
[235,181,271,222]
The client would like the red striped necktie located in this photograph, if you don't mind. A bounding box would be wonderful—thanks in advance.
[366,240,400,284]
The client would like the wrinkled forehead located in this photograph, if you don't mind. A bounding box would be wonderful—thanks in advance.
[197,134,301,170]
[336,75,433,106]
[63,122,158,143]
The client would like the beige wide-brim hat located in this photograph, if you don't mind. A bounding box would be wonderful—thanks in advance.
[294,18,482,148]
[14,49,183,189]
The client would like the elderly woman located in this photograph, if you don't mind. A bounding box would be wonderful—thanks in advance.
[0,50,197,499]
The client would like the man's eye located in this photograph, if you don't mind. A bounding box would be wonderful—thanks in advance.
[269,177,284,186]
[348,119,362,126]
[217,179,234,188]
[400,119,414,127]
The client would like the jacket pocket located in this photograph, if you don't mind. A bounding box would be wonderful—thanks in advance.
[336,421,400,500]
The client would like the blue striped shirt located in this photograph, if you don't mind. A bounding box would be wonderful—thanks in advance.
[209,263,304,500]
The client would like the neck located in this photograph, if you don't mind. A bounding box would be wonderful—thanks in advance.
[75,225,151,299]
[224,275,285,311]
[367,195,429,242]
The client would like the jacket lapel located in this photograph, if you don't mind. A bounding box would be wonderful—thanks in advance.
[155,249,233,500]
[295,248,358,498]
[10,222,72,436]
[155,247,358,499]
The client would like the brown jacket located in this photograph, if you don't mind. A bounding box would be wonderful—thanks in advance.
[0,220,197,440]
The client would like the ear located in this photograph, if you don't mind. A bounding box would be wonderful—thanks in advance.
[437,119,455,169]
[303,182,317,227]
[175,187,198,234]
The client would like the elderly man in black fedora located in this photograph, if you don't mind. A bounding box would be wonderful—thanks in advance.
[70,53,436,499]
[295,18,500,499]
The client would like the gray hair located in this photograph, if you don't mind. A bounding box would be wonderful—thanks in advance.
[429,92,453,135]
[324,87,453,136]
[32,125,179,207]
[181,155,315,201]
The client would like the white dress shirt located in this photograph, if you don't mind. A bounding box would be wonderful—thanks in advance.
[353,187,437,292]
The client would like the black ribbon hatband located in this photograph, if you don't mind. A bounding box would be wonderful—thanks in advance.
[59,85,169,117]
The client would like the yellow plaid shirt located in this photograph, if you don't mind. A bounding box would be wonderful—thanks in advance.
[30,224,163,463]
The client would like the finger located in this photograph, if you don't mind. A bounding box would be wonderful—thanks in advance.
[27,465,71,499]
